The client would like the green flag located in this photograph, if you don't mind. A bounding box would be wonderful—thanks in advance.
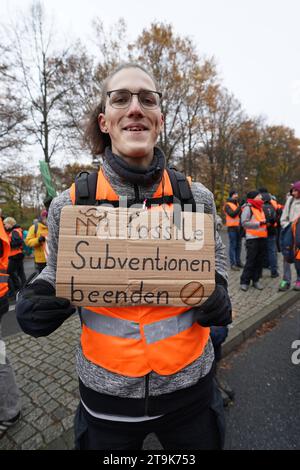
[39,161,57,199]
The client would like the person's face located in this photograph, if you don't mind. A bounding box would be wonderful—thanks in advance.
[292,188,300,199]
[232,193,238,200]
[4,222,12,230]
[98,68,164,163]
[254,194,262,200]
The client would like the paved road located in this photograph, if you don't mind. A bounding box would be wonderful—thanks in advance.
[143,300,300,450]
[221,300,300,450]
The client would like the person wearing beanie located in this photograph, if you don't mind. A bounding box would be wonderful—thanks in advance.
[246,190,259,200]
[278,181,300,291]
[240,191,267,291]
[292,181,300,192]
[25,209,48,273]
[223,190,242,270]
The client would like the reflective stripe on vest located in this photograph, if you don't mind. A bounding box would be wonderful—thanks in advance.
[224,202,240,227]
[143,309,196,344]
[71,168,210,377]
[81,307,197,345]
[0,274,9,283]
[81,308,141,339]
[245,206,267,238]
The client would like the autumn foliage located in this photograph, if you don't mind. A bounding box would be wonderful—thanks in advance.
[1,5,299,220]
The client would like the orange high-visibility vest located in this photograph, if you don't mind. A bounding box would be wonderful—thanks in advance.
[245,206,267,238]
[8,227,23,257]
[0,219,9,298]
[70,168,210,377]
[270,199,278,211]
[224,202,240,227]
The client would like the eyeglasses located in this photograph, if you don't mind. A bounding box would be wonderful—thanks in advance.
[106,89,162,110]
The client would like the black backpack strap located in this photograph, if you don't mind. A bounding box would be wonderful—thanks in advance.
[75,168,196,211]
[75,171,98,205]
[166,167,196,212]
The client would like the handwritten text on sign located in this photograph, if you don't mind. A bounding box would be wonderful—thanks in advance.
[56,206,215,307]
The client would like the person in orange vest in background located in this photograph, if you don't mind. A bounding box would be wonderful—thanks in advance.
[223,190,242,271]
[3,217,26,299]
[0,209,21,437]
[240,190,267,291]
[25,210,48,273]
[16,63,232,450]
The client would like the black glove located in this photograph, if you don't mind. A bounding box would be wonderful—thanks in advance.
[195,272,232,327]
[38,235,46,243]
[0,294,9,319]
[16,279,76,337]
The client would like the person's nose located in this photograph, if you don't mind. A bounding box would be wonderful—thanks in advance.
[126,95,144,116]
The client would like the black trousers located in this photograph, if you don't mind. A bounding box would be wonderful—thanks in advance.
[74,383,225,450]
[240,238,267,285]
[7,257,26,295]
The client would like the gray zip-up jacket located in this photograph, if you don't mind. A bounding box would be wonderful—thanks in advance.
[36,158,228,415]
[280,195,300,229]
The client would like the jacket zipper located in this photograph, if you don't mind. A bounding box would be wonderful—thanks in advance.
[144,373,150,415]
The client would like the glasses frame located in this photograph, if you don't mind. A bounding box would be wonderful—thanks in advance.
[106,89,162,110]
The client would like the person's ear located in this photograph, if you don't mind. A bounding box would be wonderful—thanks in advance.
[98,113,109,133]
[159,113,164,132]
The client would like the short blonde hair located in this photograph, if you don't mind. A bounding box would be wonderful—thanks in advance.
[3,217,16,227]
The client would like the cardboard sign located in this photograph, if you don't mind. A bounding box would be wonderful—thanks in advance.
[56,205,215,307]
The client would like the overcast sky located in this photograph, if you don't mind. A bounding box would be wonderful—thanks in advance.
[2,0,300,137]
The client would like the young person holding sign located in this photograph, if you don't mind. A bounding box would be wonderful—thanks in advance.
[16,64,231,450]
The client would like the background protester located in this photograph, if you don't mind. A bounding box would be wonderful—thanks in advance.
[261,192,279,278]
[25,210,48,273]
[3,217,26,299]
[223,190,242,271]
[0,209,21,438]
[240,191,267,291]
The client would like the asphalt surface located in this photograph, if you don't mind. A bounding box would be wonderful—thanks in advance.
[222,300,300,450]
[143,301,300,450]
